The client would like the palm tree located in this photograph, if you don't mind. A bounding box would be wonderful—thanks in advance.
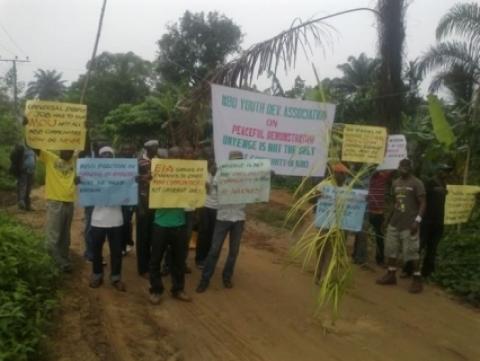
[419,2,480,106]
[376,0,407,133]
[335,53,380,94]
[26,69,67,100]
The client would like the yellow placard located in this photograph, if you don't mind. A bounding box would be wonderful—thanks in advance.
[341,124,387,164]
[25,100,87,150]
[444,185,480,225]
[149,159,207,208]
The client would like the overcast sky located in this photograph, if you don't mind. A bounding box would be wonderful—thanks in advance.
[0,0,460,93]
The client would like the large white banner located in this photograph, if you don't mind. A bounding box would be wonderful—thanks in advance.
[211,84,336,177]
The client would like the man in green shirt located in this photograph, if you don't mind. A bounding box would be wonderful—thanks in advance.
[149,149,192,304]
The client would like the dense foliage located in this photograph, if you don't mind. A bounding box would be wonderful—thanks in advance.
[434,219,480,305]
[0,213,59,360]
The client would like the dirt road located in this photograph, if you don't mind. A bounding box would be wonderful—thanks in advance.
[10,189,480,361]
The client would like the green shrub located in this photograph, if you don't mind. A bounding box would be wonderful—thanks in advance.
[0,146,16,191]
[434,222,480,306]
[0,213,59,361]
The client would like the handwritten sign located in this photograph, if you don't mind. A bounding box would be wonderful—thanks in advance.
[315,186,368,232]
[25,100,87,150]
[211,84,335,177]
[444,185,480,225]
[77,158,138,207]
[149,159,207,208]
[217,159,271,205]
[377,135,407,170]
[341,124,387,164]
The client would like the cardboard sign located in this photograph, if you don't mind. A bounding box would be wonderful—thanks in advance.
[211,84,335,177]
[149,159,207,208]
[444,185,480,225]
[315,185,368,232]
[77,158,138,207]
[341,124,387,164]
[377,135,407,170]
[217,159,271,205]
[25,100,86,150]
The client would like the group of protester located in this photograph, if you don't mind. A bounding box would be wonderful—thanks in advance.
[11,132,451,300]
[324,158,451,294]
[11,137,248,304]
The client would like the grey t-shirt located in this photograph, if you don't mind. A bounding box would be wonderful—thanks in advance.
[389,175,425,231]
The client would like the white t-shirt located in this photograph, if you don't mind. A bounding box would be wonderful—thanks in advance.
[204,173,218,209]
[91,206,123,228]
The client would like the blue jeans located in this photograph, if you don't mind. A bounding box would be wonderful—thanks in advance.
[84,207,94,261]
[200,220,244,284]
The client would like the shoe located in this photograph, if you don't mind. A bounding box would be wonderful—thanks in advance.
[376,270,397,285]
[140,272,149,280]
[223,279,233,289]
[149,293,162,305]
[185,265,192,274]
[89,277,103,288]
[409,275,423,294]
[172,291,192,302]
[112,280,126,292]
[126,245,134,253]
[196,282,208,293]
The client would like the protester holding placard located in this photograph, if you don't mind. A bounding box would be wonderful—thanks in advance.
[196,151,247,293]
[149,148,192,305]
[377,159,426,293]
[195,158,218,269]
[118,144,138,255]
[37,148,76,273]
[136,140,158,277]
[367,170,393,266]
[80,146,126,292]
[313,163,349,283]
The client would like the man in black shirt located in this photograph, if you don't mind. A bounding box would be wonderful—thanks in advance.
[402,163,453,278]
[420,164,452,277]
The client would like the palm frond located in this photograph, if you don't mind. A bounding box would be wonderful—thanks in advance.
[212,8,379,87]
[418,41,480,76]
[436,2,480,43]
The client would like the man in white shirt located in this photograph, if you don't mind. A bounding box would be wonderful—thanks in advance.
[83,146,126,292]
[196,151,246,292]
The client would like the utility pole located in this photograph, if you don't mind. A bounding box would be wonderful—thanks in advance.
[0,56,30,122]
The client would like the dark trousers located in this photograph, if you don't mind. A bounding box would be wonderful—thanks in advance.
[420,222,444,277]
[369,213,385,264]
[201,220,244,284]
[149,224,188,295]
[91,226,123,281]
[136,208,155,275]
[83,207,94,261]
[352,231,368,264]
[17,172,34,209]
[195,207,217,265]
[122,206,135,251]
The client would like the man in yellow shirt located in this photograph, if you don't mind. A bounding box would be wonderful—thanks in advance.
[38,149,76,272]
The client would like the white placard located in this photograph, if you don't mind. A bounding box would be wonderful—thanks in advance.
[377,135,407,170]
